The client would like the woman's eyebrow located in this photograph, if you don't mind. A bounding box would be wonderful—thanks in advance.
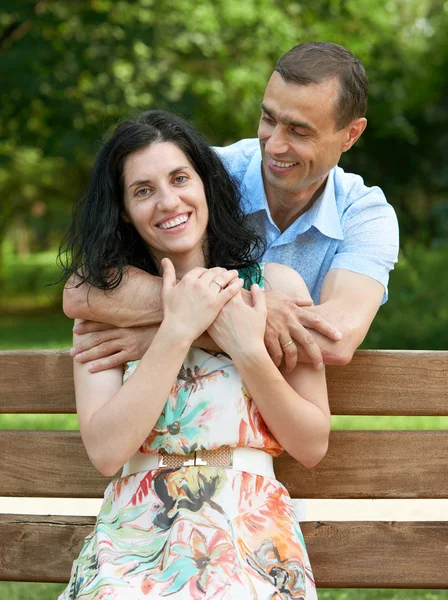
[128,166,190,189]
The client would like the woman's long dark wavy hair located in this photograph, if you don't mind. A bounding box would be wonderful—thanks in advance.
[58,110,265,290]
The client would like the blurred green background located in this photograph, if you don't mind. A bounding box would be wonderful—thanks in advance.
[1,0,447,598]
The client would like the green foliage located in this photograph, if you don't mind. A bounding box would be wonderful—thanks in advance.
[0,248,64,309]
[1,0,447,248]
[363,245,448,350]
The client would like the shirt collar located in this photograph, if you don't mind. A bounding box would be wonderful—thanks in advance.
[306,170,344,240]
[240,148,268,215]
[241,150,343,241]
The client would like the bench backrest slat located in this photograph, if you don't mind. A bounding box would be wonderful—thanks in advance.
[1,350,447,416]
[1,429,447,499]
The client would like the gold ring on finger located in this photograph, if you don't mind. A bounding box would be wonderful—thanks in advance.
[211,280,224,292]
[281,340,294,349]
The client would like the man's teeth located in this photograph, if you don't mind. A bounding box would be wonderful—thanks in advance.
[272,159,297,168]
[159,215,189,230]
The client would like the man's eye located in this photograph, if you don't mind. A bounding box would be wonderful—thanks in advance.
[261,115,275,124]
[292,129,305,137]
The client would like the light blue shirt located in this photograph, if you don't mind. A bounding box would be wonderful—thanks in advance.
[215,139,399,304]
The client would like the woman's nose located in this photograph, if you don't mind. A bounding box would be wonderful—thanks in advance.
[158,189,180,211]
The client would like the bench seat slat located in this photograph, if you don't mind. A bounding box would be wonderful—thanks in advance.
[1,350,447,416]
[1,515,447,588]
[302,520,448,588]
[1,430,447,499]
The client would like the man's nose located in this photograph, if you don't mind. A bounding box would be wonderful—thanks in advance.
[264,126,289,155]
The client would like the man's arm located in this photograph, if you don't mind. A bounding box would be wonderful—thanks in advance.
[63,267,163,327]
[69,268,340,371]
[299,182,399,365]
[301,269,384,366]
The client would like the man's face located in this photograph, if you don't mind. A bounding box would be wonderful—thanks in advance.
[258,72,351,194]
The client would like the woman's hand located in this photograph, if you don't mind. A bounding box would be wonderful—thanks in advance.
[161,258,244,343]
[207,284,267,359]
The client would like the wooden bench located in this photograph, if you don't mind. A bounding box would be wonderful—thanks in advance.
[0,349,447,590]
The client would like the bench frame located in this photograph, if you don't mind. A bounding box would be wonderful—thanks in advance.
[1,349,447,589]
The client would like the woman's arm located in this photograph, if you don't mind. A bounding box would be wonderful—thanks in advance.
[75,261,243,477]
[74,320,192,477]
[208,262,330,468]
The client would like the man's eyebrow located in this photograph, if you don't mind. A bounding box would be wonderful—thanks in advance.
[260,103,316,133]
[128,166,190,189]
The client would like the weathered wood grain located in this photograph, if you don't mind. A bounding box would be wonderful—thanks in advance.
[1,350,447,415]
[275,430,448,499]
[0,430,112,497]
[1,516,447,588]
[1,430,447,499]
[302,520,448,588]
[0,350,74,414]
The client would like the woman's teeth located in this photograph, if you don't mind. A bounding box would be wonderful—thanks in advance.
[272,159,297,168]
[159,214,189,230]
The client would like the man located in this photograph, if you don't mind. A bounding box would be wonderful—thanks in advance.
[65,42,399,373]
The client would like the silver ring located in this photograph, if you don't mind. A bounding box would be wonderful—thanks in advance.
[281,340,294,349]
[211,280,223,292]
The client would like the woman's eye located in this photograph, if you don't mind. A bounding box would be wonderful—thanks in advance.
[136,187,151,197]
[174,175,188,184]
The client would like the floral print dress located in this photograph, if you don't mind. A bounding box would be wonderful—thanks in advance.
[59,274,317,600]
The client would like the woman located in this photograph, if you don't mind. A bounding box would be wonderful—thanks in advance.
[58,110,330,599]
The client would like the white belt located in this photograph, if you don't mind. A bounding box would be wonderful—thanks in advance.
[122,446,275,479]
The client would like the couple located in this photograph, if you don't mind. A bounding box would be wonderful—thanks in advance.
[59,42,399,599]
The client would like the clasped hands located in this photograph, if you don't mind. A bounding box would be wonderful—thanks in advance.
[70,262,342,373]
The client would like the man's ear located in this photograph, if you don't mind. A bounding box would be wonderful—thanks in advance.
[341,117,367,153]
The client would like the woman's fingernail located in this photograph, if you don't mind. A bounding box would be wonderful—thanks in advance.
[69,347,76,356]
[334,331,343,340]
[317,362,324,370]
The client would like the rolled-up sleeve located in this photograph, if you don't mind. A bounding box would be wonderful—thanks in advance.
[330,188,399,303]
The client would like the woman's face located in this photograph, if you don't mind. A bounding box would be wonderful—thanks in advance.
[122,141,209,273]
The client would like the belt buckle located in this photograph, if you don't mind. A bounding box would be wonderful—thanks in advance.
[182,453,197,467]
[158,450,197,468]
[157,447,233,468]
[194,450,208,466]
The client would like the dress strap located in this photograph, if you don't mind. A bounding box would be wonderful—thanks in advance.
[238,263,265,291]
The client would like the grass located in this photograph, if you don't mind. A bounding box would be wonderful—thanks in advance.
[1,583,447,599]
[0,310,71,350]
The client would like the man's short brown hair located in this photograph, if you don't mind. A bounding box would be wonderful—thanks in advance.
[275,42,368,130]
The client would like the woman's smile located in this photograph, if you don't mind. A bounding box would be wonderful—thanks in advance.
[157,212,191,231]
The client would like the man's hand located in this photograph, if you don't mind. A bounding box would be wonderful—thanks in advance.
[70,321,157,373]
[264,290,342,372]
